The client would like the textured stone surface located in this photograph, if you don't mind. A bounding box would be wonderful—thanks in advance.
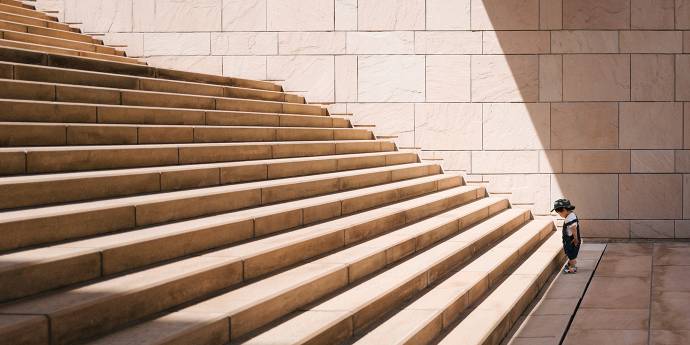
[267,0,334,31]
[482,103,550,150]
[620,174,683,219]
[677,55,690,101]
[414,31,482,54]
[65,0,132,32]
[471,0,539,30]
[580,220,630,238]
[620,102,683,149]
[347,32,414,55]
[348,103,415,147]
[335,56,357,102]
[144,33,211,56]
[222,0,266,31]
[358,55,425,102]
[563,0,630,29]
[426,55,470,102]
[222,56,267,80]
[471,55,538,102]
[482,31,550,54]
[103,33,144,57]
[631,55,675,101]
[472,151,539,174]
[147,56,222,75]
[679,0,690,29]
[563,54,630,101]
[631,221,675,238]
[427,0,470,30]
[540,0,563,29]
[632,0,675,29]
[358,0,425,30]
[268,56,334,102]
[483,174,551,212]
[335,0,357,30]
[415,103,482,150]
[212,32,278,55]
[551,174,619,219]
[540,150,563,173]
[539,55,562,101]
[278,32,346,55]
[551,103,619,149]
[631,150,674,173]
[145,0,221,32]
[551,31,619,53]
[563,150,631,173]
[620,31,683,53]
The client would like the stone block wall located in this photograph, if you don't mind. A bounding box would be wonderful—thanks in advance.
[35,0,690,240]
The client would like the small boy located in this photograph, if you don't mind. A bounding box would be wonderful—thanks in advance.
[552,199,581,274]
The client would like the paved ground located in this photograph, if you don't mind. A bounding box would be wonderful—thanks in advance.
[507,242,690,345]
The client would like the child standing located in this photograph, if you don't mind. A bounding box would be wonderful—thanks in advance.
[552,199,581,273]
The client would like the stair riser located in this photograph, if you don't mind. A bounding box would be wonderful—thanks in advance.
[308,220,550,345]
[0,100,348,127]
[0,153,417,210]
[0,140,394,176]
[232,202,518,343]
[0,124,372,146]
[0,176,461,303]
[0,184,471,345]
[0,38,141,64]
[0,4,56,21]
[0,164,440,252]
[472,253,564,345]
[0,20,96,43]
[0,0,34,10]
[0,46,283,92]
[0,80,322,115]
[0,30,118,55]
[5,63,304,103]
[0,12,72,32]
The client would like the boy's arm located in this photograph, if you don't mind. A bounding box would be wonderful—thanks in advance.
[569,224,579,244]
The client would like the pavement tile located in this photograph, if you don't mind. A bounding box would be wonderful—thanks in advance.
[652,265,690,292]
[581,276,651,309]
[563,330,648,345]
[651,291,690,330]
[650,330,690,345]
[653,243,690,266]
[571,308,649,330]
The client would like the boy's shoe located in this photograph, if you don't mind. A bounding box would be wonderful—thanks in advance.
[563,266,577,274]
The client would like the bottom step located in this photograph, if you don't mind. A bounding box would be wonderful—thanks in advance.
[438,231,564,345]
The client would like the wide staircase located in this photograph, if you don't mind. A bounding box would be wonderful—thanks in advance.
[0,1,567,344]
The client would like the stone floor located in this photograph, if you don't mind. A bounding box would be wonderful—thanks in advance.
[506,242,690,345]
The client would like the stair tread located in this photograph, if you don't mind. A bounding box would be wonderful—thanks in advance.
[0,11,73,31]
[0,173,460,302]
[80,188,494,345]
[0,5,57,21]
[0,99,344,126]
[0,19,97,43]
[0,183,475,345]
[0,79,322,114]
[0,151,411,185]
[354,220,556,344]
[2,61,301,101]
[0,139,388,152]
[244,210,541,344]
[0,162,433,223]
[0,29,119,55]
[437,231,562,345]
[0,38,142,64]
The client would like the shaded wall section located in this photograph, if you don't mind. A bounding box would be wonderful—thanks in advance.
[35,0,690,240]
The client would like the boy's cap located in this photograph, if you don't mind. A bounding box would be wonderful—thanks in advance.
[552,198,575,211]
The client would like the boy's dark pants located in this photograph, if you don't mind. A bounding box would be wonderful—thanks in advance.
[563,235,580,260]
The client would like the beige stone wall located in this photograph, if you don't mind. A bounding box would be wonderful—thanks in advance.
[36,0,690,239]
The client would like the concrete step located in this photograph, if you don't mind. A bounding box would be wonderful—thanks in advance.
[0,122,373,146]
[437,231,564,345]
[0,162,439,251]
[0,20,97,43]
[0,5,57,21]
[0,11,75,32]
[243,210,545,345]
[0,139,394,175]
[0,0,33,9]
[0,151,416,209]
[0,100,348,127]
[0,29,119,55]
[0,38,143,64]
[72,187,491,345]
[0,79,324,115]
[0,46,284,92]
[354,219,557,345]
[2,62,305,103]
[0,173,463,302]
[0,183,477,345]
